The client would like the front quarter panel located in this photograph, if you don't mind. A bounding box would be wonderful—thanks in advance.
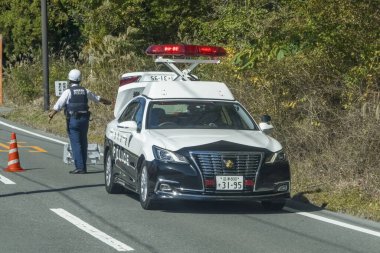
[255,160,291,191]
[141,131,166,162]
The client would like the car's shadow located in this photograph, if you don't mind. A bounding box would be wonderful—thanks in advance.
[158,200,285,214]
[123,190,325,215]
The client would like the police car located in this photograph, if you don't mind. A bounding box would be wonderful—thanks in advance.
[104,44,291,210]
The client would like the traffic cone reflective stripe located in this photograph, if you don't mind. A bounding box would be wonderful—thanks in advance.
[9,148,18,153]
[8,159,20,166]
[4,132,25,172]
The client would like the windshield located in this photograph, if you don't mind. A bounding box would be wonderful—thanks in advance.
[146,101,258,130]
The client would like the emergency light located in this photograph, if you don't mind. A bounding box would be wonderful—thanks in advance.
[146,44,226,57]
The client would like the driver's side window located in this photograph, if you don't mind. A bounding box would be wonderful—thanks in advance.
[118,102,140,123]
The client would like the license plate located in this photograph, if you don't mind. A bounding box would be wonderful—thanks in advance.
[216,176,243,190]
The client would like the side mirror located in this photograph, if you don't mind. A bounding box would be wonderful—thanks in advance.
[261,114,272,123]
[259,114,273,134]
[117,121,138,131]
[259,122,274,134]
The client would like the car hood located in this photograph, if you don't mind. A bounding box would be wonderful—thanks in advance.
[146,129,282,152]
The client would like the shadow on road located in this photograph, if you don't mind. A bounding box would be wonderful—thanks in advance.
[85,170,104,174]
[114,187,328,215]
[0,184,104,198]
[155,199,325,215]
[116,188,329,215]
[157,200,287,214]
[24,168,46,171]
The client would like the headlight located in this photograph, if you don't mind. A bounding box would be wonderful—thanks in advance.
[265,150,287,164]
[153,146,189,164]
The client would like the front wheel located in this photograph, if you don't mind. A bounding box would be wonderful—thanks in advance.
[104,149,123,194]
[261,199,286,211]
[138,162,156,210]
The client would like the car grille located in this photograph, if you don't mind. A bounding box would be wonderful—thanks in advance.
[190,151,263,178]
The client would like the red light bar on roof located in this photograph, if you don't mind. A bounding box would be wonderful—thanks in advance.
[146,44,226,57]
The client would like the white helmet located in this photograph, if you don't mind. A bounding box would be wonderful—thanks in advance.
[68,69,81,82]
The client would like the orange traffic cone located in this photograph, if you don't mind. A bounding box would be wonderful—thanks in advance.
[4,132,25,172]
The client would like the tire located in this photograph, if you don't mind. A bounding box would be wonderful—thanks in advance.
[104,149,123,194]
[261,199,286,211]
[138,162,156,210]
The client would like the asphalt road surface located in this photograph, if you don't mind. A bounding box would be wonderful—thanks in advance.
[0,118,379,253]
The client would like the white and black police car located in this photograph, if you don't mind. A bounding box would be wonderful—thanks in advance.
[104,44,290,210]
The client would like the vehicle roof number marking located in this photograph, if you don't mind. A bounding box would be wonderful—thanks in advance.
[150,75,172,81]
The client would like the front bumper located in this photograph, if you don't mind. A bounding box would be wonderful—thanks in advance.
[146,159,291,202]
[153,190,290,201]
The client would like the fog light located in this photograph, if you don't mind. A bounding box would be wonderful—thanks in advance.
[159,184,172,192]
[277,184,288,192]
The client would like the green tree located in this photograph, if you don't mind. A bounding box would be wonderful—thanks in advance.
[80,0,214,52]
[0,1,41,58]
[0,0,84,61]
[194,0,379,109]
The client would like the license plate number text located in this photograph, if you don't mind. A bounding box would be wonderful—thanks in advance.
[216,176,243,190]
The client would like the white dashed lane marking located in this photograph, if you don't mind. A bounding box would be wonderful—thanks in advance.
[0,173,16,184]
[50,208,134,251]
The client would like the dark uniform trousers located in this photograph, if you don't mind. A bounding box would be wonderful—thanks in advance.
[67,113,89,172]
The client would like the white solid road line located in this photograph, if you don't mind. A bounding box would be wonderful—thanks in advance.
[285,207,380,238]
[0,120,67,145]
[0,173,16,184]
[50,208,134,252]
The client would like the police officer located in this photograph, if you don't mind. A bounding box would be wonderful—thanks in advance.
[48,69,111,174]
